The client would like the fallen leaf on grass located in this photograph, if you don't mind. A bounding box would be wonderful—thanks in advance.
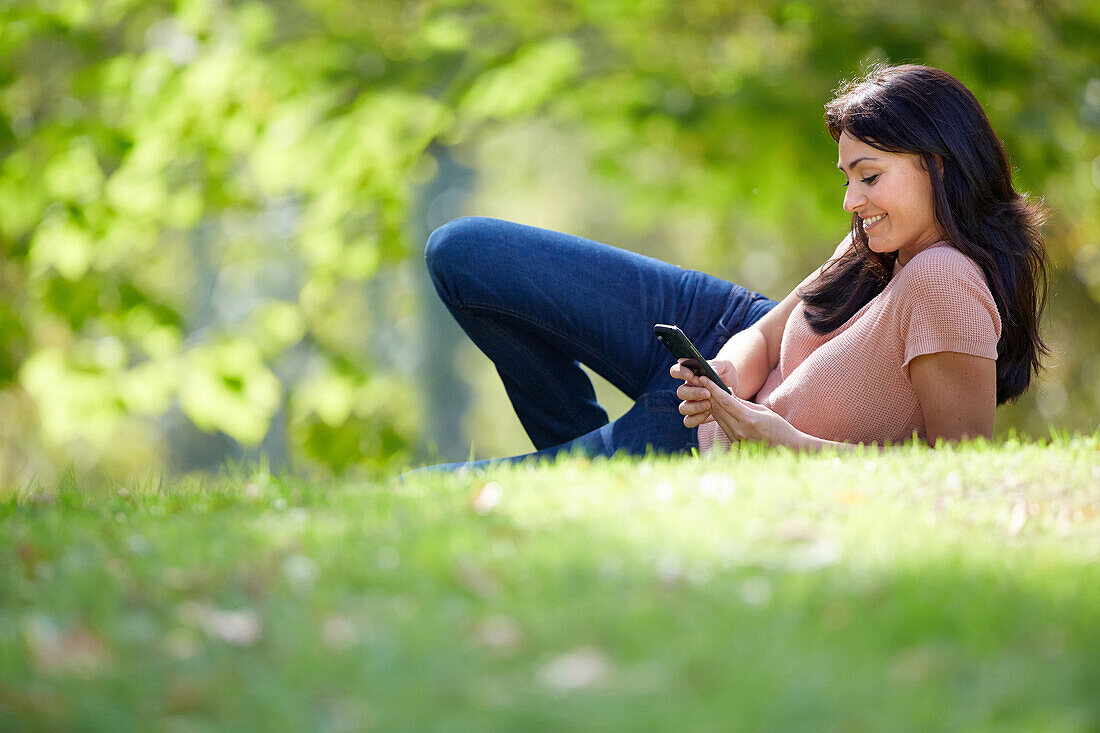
[322,695,374,730]
[30,491,57,506]
[471,615,523,655]
[165,678,208,715]
[787,537,842,571]
[127,533,150,555]
[655,552,684,586]
[321,614,358,651]
[452,559,500,598]
[162,566,214,593]
[738,577,772,606]
[283,554,319,590]
[181,603,262,646]
[834,489,866,505]
[537,647,611,691]
[698,473,737,500]
[887,644,948,685]
[1007,501,1028,536]
[14,541,48,577]
[470,481,503,515]
[777,519,821,543]
[25,615,109,677]
[161,628,202,660]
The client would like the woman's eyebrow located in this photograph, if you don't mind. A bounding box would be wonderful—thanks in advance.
[837,156,880,171]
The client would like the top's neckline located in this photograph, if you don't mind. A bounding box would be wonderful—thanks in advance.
[892,240,953,277]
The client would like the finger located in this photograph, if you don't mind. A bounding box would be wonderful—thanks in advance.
[682,409,718,428]
[676,384,709,401]
[671,363,700,385]
[683,411,711,429]
[699,376,733,402]
[700,377,745,418]
[679,399,711,416]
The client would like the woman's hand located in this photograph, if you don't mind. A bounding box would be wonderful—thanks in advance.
[693,375,808,449]
[670,359,739,428]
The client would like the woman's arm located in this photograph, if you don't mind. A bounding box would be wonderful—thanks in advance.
[698,348,996,452]
[701,349,996,451]
[711,234,852,400]
[907,351,996,442]
[710,304,785,400]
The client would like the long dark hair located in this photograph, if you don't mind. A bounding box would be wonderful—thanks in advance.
[799,63,1049,404]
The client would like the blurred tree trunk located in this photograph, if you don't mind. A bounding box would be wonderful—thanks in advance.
[413,143,474,462]
[164,221,241,474]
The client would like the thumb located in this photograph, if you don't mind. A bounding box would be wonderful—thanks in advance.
[700,376,733,403]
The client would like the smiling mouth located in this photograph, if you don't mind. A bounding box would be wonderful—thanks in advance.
[862,213,887,231]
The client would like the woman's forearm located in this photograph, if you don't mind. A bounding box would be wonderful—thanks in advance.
[713,326,771,400]
[794,432,859,452]
[793,432,895,453]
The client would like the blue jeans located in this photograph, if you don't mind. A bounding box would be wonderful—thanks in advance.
[417,216,776,470]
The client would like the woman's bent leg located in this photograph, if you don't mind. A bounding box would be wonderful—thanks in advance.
[425,216,766,450]
[401,389,690,478]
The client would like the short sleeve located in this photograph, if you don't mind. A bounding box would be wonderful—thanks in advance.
[897,250,1001,378]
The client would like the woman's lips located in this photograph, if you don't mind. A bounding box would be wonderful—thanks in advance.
[863,213,887,231]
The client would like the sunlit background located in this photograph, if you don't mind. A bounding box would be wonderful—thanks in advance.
[1,0,1097,487]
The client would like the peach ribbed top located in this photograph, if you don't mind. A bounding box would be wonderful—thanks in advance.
[698,243,1001,451]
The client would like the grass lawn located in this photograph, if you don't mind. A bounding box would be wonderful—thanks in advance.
[2,434,1099,731]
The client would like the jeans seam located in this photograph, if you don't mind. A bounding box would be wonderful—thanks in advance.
[458,299,642,395]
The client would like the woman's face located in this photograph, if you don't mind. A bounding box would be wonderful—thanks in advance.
[837,131,947,264]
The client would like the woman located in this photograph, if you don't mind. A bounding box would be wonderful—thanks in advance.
[420,64,1047,468]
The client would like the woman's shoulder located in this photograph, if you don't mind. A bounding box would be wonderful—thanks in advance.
[895,242,987,291]
[892,241,1000,334]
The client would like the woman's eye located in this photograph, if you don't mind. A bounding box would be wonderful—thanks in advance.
[842,174,879,188]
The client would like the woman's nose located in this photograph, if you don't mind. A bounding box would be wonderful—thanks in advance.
[843,185,865,213]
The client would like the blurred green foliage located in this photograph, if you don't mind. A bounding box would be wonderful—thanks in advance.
[1,0,1097,484]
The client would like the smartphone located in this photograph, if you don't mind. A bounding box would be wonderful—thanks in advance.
[653,324,732,394]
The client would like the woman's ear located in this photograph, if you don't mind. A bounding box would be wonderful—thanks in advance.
[916,152,944,178]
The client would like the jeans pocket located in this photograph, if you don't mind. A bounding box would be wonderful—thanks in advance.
[636,390,682,413]
[714,285,755,339]
[716,286,778,338]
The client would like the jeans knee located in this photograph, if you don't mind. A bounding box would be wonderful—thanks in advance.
[424,216,489,281]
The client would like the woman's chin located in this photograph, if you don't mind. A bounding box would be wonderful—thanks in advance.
[866,238,890,254]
